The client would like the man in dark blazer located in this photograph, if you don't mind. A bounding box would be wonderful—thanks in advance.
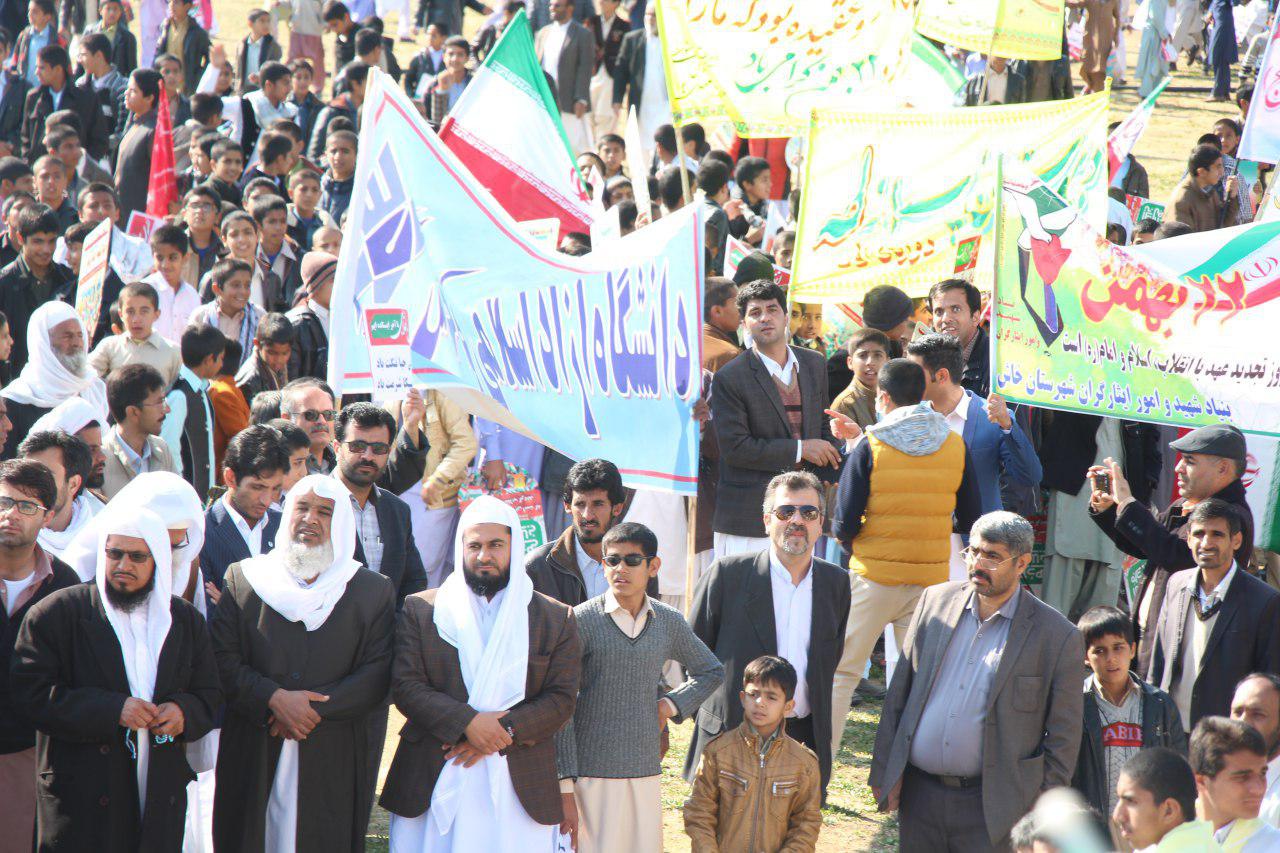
[709,279,840,558]
[870,512,1084,852]
[535,0,595,149]
[611,5,654,116]
[1147,499,1280,732]
[11,501,221,853]
[199,425,287,592]
[82,0,139,77]
[0,38,29,156]
[380,495,582,847]
[686,470,850,795]
[20,44,107,162]
[153,0,209,95]
[113,67,160,223]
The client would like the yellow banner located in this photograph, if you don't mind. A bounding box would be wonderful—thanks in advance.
[915,0,1067,61]
[790,91,1109,303]
[655,0,917,137]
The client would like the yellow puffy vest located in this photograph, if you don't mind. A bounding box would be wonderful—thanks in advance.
[848,430,966,587]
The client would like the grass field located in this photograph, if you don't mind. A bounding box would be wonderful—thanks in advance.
[180,8,1235,850]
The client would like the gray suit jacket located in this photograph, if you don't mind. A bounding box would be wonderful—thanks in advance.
[870,581,1084,845]
[535,20,596,114]
[101,429,180,501]
[710,346,838,537]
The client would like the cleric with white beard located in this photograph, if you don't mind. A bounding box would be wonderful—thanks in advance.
[209,474,395,853]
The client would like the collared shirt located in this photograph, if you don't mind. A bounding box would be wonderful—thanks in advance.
[89,332,182,388]
[310,301,330,334]
[603,588,653,638]
[26,25,52,86]
[161,365,216,493]
[541,20,571,85]
[245,37,264,79]
[575,536,608,600]
[166,16,190,61]
[245,89,299,128]
[49,85,64,111]
[1261,754,1280,827]
[346,486,383,576]
[768,547,813,719]
[983,67,1008,104]
[223,493,267,556]
[0,545,52,615]
[1214,818,1280,851]
[144,272,202,343]
[909,586,1021,778]
[115,425,153,476]
[1197,562,1237,611]
[470,587,506,645]
[753,346,803,463]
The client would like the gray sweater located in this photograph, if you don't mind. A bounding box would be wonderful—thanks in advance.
[556,596,723,780]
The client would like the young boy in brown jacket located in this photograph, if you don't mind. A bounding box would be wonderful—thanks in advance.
[684,655,822,852]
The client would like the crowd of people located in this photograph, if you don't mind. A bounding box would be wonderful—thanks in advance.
[0,0,1271,851]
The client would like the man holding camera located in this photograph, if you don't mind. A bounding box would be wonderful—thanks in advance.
[1089,423,1254,674]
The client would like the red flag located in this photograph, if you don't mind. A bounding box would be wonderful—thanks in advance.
[145,91,177,218]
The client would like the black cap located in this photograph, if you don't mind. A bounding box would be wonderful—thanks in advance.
[732,251,775,286]
[1169,423,1246,462]
[862,285,914,332]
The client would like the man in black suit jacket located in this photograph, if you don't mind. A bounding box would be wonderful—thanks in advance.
[199,425,288,594]
[113,67,160,223]
[709,279,840,558]
[686,470,851,795]
[20,44,107,162]
[0,51,29,156]
[1148,499,1280,732]
[153,0,210,95]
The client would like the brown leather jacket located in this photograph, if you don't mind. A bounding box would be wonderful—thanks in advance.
[683,721,822,852]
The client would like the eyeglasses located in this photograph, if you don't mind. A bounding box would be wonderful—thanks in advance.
[0,496,45,516]
[603,553,652,568]
[105,547,153,564]
[289,409,337,423]
[344,440,390,456]
[771,504,822,522]
[961,547,1016,570]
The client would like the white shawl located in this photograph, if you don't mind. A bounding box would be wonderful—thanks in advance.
[29,394,108,435]
[1,301,108,412]
[37,492,100,559]
[239,474,361,631]
[93,506,173,816]
[428,495,534,835]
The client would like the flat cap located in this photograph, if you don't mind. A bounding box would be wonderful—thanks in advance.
[1169,423,1246,462]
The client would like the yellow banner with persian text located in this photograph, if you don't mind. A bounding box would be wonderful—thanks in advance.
[915,0,1067,61]
[655,0,917,137]
[790,91,1109,303]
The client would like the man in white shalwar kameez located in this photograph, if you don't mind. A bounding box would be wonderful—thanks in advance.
[380,495,581,852]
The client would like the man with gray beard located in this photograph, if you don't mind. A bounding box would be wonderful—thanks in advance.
[1,302,108,459]
[210,474,394,852]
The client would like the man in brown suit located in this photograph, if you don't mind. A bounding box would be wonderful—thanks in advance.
[380,495,581,850]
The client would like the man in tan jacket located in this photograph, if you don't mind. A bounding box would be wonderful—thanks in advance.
[389,391,477,588]
[1164,143,1240,234]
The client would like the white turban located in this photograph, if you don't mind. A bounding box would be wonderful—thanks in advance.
[29,395,108,436]
[2,302,107,411]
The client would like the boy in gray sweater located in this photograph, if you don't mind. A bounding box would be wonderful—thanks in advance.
[556,521,724,853]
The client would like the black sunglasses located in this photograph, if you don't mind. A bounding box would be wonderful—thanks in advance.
[105,547,152,564]
[771,504,822,521]
[603,553,651,568]
[291,409,337,423]
[344,440,391,456]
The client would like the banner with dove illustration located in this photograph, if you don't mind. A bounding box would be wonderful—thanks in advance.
[790,91,1109,302]
[329,70,705,494]
[992,162,1280,436]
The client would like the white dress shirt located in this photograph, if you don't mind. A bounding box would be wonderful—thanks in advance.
[224,494,267,556]
[540,20,570,85]
[574,536,608,600]
[768,547,813,719]
[1261,754,1280,827]
[470,588,507,645]
[144,273,202,343]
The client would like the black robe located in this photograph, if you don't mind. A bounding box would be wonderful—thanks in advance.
[210,563,394,853]
[9,583,222,853]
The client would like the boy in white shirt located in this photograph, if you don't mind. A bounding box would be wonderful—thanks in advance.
[143,224,201,343]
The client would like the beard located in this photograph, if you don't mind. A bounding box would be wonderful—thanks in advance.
[54,350,88,376]
[463,559,511,598]
[86,467,105,489]
[282,540,334,582]
[105,571,156,613]
[775,524,812,556]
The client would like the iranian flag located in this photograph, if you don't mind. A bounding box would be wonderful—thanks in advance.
[438,10,594,237]
[1107,78,1170,181]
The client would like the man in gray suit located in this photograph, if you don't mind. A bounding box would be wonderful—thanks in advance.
[870,511,1084,852]
[535,0,596,153]
[709,279,840,559]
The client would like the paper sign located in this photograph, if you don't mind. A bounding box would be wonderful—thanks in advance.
[364,308,413,401]
[75,218,112,336]
[1123,194,1166,223]
[457,464,547,552]
[125,210,165,241]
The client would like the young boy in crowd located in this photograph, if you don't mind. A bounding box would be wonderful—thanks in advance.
[684,655,822,852]
[557,522,723,853]
[1190,717,1280,849]
[312,224,341,256]
[597,134,625,179]
[0,203,73,372]
[88,281,182,387]
[204,138,246,208]
[773,228,795,270]
[238,131,295,196]
[180,185,224,286]
[1134,217,1160,245]
[33,156,75,231]
[161,323,226,500]
[237,9,281,93]
[204,210,260,300]
[286,60,323,144]
[13,0,59,87]
[180,130,219,196]
[1072,606,1186,831]
[234,311,294,405]
[143,224,200,343]
[188,258,261,372]
[250,195,300,311]
[320,129,356,223]
[830,328,890,431]
[209,337,250,468]
[242,176,283,206]
[286,169,335,250]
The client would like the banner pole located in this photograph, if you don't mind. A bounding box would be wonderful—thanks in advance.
[675,121,693,205]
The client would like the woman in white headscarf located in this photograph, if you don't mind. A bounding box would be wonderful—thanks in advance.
[1,302,107,458]
[210,474,395,853]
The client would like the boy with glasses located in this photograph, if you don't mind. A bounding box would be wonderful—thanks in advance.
[556,521,723,853]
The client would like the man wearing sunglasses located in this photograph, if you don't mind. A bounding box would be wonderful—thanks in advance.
[829,358,983,758]
[280,376,430,495]
[686,470,851,799]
